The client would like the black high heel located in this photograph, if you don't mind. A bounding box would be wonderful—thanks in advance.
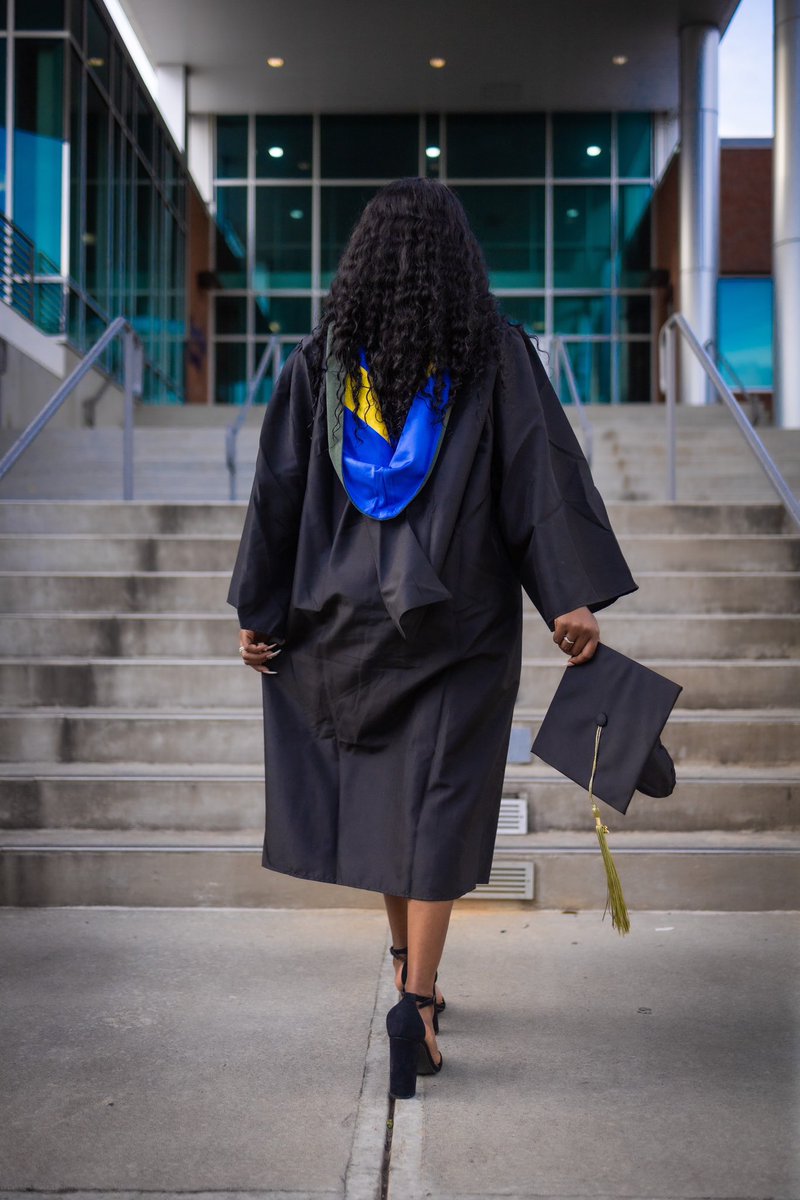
[386,991,443,1100]
[390,944,445,1031]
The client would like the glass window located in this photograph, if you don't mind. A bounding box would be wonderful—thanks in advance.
[455,185,545,288]
[14,39,64,265]
[254,342,296,403]
[254,295,311,335]
[717,277,773,389]
[69,0,83,47]
[554,295,611,335]
[86,0,110,92]
[563,340,611,404]
[254,186,311,288]
[618,184,652,286]
[447,113,545,178]
[215,340,247,404]
[215,185,247,287]
[553,113,611,178]
[215,294,246,335]
[553,185,611,288]
[618,112,652,178]
[424,112,441,178]
[216,114,248,179]
[320,114,417,178]
[255,114,312,178]
[0,2,6,28]
[321,185,378,286]
[619,294,651,334]
[85,76,110,306]
[619,341,651,402]
[497,296,545,335]
[135,83,153,167]
[16,0,64,29]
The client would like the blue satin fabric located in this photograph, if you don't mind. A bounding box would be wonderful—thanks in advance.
[341,350,452,520]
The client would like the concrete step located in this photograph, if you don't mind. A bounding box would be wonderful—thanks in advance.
[0,826,797,909]
[0,499,793,535]
[3,656,798,711]
[0,706,797,766]
[1,762,796,834]
[1,611,796,658]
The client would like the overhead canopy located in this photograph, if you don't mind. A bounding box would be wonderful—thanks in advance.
[120,0,740,114]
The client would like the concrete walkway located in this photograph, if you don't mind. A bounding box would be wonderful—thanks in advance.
[0,907,797,1200]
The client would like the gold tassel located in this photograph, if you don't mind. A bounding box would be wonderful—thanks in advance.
[588,724,631,935]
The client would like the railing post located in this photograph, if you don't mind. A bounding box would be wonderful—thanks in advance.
[123,329,143,501]
[664,320,677,501]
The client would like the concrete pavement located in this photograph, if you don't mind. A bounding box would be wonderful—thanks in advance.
[1,906,798,1200]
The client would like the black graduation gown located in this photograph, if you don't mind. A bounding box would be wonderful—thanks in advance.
[227,321,638,900]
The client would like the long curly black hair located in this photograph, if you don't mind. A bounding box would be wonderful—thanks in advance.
[307,177,512,443]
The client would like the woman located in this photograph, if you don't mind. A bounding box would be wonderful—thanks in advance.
[227,177,638,1100]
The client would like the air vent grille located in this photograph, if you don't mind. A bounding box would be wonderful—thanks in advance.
[497,796,528,835]
[466,860,534,901]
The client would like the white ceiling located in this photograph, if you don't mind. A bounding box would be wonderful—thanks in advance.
[120,0,741,114]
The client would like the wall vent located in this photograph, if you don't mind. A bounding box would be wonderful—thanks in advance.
[466,860,534,901]
[497,796,528,835]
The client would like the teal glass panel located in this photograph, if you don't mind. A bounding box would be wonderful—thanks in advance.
[717,277,773,388]
[562,341,611,404]
[424,112,441,178]
[0,40,6,214]
[255,114,312,178]
[455,185,545,288]
[85,77,110,306]
[447,113,545,178]
[254,295,311,335]
[0,2,6,27]
[553,186,611,288]
[554,295,611,335]
[215,294,246,335]
[321,185,377,286]
[320,114,417,178]
[254,186,311,288]
[111,39,122,111]
[87,0,110,92]
[619,294,651,334]
[618,112,652,178]
[215,340,247,404]
[619,340,651,402]
[618,184,652,286]
[216,115,247,178]
[69,49,83,288]
[553,113,611,178]
[14,39,64,265]
[497,296,545,334]
[254,342,296,403]
[16,0,64,29]
[215,185,247,287]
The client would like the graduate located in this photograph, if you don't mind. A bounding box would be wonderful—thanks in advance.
[227,177,639,1099]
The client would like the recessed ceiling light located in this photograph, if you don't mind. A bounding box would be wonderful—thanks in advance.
[266,56,285,68]
[612,54,628,66]
[429,57,446,69]
[268,146,284,158]
[88,56,105,68]
[586,144,602,157]
[566,208,579,219]
[425,145,441,159]
[289,209,304,220]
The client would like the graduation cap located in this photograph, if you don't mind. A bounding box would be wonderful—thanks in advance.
[531,641,683,935]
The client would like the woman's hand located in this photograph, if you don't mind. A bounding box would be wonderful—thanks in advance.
[552,607,600,666]
[238,629,283,675]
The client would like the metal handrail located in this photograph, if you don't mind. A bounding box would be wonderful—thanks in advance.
[658,312,800,530]
[225,335,282,501]
[549,335,594,468]
[0,212,64,334]
[703,337,765,427]
[0,316,144,500]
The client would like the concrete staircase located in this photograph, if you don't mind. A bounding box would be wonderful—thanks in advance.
[1,487,798,910]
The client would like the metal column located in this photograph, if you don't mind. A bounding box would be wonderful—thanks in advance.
[678,23,720,406]
[773,0,800,428]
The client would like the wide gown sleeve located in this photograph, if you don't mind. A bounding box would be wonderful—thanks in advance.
[226,343,313,639]
[492,324,639,631]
